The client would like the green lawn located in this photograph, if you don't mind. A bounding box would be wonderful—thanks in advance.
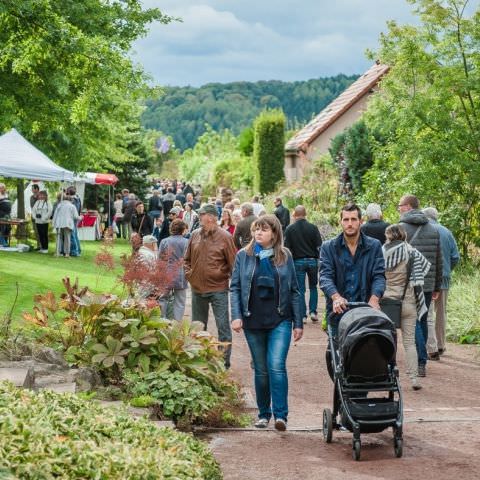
[0,240,132,323]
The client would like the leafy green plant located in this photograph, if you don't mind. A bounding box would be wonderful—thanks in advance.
[124,370,219,423]
[91,336,129,368]
[129,395,156,408]
[0,381,221,479]
[447,269,480,345]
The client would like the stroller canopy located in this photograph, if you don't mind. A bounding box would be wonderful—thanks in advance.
[338,307,396,374]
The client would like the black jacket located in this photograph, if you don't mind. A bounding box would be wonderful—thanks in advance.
[131,213,153,237]
[148,195,163,213]
[0,197,11,218]
[284,218,322,259]
[274,204,290,231]
[400,210,443,292]
[361,219,390,245]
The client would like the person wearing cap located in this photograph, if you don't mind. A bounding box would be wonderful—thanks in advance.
[138,234,158,264]
[131,201,153,238]
[157,206,181,244]
[136,234,159,301]
[184,203,237,368]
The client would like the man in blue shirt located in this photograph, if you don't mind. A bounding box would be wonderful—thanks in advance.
[319,203,386,336]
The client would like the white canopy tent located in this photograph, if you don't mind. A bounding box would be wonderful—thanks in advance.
[0,129,74,182]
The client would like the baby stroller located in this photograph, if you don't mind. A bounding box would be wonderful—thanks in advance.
[323,302,403,461]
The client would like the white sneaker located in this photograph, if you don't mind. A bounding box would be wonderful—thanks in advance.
[40,249,49,254]
[254,418,269,429]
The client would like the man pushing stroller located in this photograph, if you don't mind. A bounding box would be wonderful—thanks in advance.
[319,202,386,336]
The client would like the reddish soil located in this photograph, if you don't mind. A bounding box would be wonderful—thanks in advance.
[202,304,480,480]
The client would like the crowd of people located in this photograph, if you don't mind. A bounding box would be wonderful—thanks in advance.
[0,183,82,256]
[129,183,459,432]
[1,178,461,431]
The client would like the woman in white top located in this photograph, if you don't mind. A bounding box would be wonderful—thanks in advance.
[182,202,198,232]
[52,194,79,257]
[31,190,53,253]
[113,193,124,238]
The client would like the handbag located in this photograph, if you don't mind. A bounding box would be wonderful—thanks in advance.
[130,214,145,251]
[380,254,413,328]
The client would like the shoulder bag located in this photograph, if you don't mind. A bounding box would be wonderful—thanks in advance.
[380,254,413,328]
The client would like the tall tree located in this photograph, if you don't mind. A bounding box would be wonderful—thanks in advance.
[363,0,480,254]
[0,0,172,171]
[253,109,286,194]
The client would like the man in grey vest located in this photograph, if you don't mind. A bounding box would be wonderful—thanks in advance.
[398,195,442,377]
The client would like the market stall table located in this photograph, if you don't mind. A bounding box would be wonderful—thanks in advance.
[77,212,101,241]
[0,218,29,246]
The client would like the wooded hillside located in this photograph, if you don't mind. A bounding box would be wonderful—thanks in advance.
[141,75,358,150]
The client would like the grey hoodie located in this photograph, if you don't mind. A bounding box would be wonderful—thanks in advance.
[400,209,442,293]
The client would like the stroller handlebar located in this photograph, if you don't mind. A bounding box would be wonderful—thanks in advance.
[327,301,371,322]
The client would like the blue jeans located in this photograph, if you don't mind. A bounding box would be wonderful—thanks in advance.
[294,258,319,319]
[70,225,81,256]
[415,291,433,366]
[244,320,292,421]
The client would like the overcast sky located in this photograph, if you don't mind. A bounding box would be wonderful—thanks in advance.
[131,0,418,87]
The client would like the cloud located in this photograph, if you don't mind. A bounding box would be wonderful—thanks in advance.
[132,1,417,86]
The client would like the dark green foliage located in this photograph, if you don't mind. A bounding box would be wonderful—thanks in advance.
[110,128,155,200]
[142,75,359,150]
[0,1,172,172]
[363,0,480,255]
[253,109,286,194]
[329,120,374,194]
[328,131,346,166]
[125,370,219,423]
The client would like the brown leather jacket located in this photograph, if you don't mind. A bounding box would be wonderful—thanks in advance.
[184,226,237,293]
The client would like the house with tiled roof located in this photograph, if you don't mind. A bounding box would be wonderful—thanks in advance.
[284,63,389,182]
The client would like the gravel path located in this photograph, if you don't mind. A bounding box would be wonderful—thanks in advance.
[199,298,480,480]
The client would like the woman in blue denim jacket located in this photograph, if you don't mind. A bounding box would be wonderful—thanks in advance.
[230,215,303,431]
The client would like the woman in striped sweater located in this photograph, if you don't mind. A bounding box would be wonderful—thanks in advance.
[382,224,430,391]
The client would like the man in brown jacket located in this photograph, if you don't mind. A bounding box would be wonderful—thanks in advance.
[184,204,237,367]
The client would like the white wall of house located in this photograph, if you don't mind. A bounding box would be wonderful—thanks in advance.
[284,93,372,182]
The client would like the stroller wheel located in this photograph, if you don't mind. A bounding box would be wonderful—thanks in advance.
[322,409,333,443]
[394,437,403,458]
[352,439,361,461]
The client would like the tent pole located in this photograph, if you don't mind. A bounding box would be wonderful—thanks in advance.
[16,178,27,242]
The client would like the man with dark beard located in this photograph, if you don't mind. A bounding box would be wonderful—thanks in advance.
[319,203,386,337]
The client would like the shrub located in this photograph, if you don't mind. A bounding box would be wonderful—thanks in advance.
[447,269,480,345]
[125,370,219,423]
[0,382,222,479]
[253,109,286,194]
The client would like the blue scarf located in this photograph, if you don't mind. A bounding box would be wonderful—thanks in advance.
[254,243,275,299]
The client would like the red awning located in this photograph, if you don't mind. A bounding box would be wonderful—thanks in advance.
[94,173,119,185]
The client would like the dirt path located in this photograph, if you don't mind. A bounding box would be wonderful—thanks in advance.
[200,301,480,480]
